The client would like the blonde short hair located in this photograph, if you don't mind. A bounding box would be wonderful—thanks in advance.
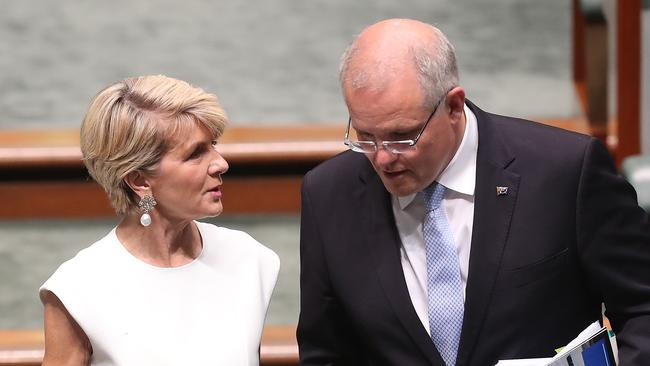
[80,75,228,216]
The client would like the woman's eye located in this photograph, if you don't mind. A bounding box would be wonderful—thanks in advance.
[187,147,204,160]
[211,140,218,148]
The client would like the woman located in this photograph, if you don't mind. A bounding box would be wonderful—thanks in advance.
[39,75,280,365]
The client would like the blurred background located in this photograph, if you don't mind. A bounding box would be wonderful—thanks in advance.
[1,0,579,129]
[0,0,647,342]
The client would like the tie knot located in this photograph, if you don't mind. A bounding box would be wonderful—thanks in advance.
[423,182,445,212]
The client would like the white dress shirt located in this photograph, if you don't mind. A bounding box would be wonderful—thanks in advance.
[392,103,478,334]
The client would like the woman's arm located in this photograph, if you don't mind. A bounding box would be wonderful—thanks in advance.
[40,290,92,366]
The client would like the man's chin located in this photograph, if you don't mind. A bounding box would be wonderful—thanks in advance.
[380,175,418,197]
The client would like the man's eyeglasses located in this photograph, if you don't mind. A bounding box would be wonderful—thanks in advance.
[344,94,446,154]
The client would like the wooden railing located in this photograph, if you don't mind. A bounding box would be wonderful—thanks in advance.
[0,118,601,220]
[0,326,298,366]
[572,0,609,142]
[614,0,642,165]
[572,0,643,165]
[0,126,346,218]
[0,116,603,220]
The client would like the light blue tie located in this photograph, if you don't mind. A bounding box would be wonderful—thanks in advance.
[422,182,464,366]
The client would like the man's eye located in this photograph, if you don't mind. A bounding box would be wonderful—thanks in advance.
[211,140,218,148]
[389,129,417,140]
[391,133,411,140]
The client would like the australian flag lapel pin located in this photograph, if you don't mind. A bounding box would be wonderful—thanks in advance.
[496,186,508,196]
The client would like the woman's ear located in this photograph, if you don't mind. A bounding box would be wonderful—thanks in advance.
[124,171,151,199]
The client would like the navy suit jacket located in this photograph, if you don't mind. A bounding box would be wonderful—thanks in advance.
[297,101,650,365]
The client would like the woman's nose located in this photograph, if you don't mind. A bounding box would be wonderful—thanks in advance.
[208,154,229,176]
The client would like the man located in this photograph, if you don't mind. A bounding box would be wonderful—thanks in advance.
[297,19,650,365]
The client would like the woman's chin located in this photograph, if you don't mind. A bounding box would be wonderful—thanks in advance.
[205,204,224,218]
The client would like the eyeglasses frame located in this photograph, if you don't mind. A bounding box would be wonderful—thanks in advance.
[343,93,447,154]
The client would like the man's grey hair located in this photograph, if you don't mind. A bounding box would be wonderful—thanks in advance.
[339,24,459,107]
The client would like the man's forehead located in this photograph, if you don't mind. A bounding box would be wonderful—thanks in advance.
[347,80,426,114]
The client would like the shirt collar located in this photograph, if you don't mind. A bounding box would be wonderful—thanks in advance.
[396,103,479,210]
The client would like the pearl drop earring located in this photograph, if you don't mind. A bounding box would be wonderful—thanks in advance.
[138,194,157,227]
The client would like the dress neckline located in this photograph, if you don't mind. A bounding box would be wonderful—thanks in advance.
[109,221,207,271]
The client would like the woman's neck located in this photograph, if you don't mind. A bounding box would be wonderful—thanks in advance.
[115,214,203,268]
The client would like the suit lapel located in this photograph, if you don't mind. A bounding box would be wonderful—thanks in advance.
[456,101,520,366]
[359,166,446,366]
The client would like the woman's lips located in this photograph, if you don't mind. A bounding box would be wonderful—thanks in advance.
[207,187,222,198]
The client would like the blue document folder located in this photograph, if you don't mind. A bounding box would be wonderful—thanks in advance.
[548,327,616,366]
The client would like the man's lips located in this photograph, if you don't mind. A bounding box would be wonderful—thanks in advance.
[383,170,406,178]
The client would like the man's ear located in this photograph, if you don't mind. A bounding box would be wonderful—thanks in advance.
[123,171,151,199]
[445,86,466,118]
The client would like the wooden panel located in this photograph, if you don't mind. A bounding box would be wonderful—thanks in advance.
[0,125,343,146]
[583,22,608,139]
[571,0,608,143]
[219,125,344,142]
[0,181,114,218]
[0,126,346,169]
[0,129,79,147]
[0,146,82,169]
[540,117,591,135]
[0,176,302,218]
[0,330,41,366]
[0,326,297,366]
[0,119,598,219]
[616,0,642,165]
[0,120,595,170]
[0,141,344,169]
[573,0,586,90]
[222,176,302,213]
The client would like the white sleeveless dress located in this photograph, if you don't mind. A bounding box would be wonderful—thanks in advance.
[40,221,280,366]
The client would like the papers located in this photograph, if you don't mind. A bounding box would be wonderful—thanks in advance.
[549,321,602,362]
[495,321,617,366]
[494,359,551,366]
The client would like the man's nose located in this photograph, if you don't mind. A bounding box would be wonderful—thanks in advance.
[373,146,399,167]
